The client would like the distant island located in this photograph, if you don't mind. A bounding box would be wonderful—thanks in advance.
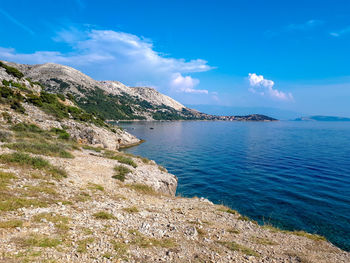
[294,116,350,122]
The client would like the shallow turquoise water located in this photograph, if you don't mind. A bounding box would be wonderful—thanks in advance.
[119,121,350,251]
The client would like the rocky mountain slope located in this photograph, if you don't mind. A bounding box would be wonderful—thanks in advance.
[2,60,277,121]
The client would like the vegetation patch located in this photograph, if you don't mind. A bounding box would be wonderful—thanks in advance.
[250,236,277,245]
[0,152,67,179]
[16,234,61,248]
[217,206,237,215]
[112,165,131,181]
[217,241,259,257]
[291,231,326,242]
[77,237,95,253]
[0,219,23,228]
[262,224,327,242]
[87,183,104,192]
[0,85,25,113]
[123,206,139,213]
[93,211,115,220]
[0,170,16,190]
[0,129,12,142]
[126,183,157,195]
[50,127,70,140]
[0,62,24,78]
[158,165,167,172]
[4,141,74,158]
[196,226,206,237]
[227,228,240,234]
[74,192,91,202]
[128,229,176,248]
[112,240,128,256]
[22,184,58,197]
[26,91,106,126]
[82,145,103,152]
[104,152,137,168]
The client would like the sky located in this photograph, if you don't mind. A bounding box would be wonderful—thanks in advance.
[0,0,349,117]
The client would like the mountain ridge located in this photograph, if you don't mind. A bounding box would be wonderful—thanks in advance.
[1,60,277,122]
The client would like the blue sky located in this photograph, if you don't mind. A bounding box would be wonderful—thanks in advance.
[0,0,350,116]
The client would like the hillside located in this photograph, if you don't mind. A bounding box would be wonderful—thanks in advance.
[1,61,277,122]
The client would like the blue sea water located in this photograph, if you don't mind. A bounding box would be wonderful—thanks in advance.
[119,121,350,251]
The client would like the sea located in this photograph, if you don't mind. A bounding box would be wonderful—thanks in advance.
[118,120,350,251]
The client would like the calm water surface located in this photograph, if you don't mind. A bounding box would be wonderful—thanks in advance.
[119,121,350,251]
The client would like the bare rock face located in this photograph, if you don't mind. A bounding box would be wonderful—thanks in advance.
[125,160,178,196]
[100,81,185,111]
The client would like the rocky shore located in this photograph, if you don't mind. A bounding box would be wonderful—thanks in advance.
[0,107,349,262]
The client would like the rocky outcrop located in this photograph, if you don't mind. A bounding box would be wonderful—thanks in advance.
[100,81,185,111]
[3,103,140,150]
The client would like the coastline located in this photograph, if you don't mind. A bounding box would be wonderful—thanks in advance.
[0,107,349,262]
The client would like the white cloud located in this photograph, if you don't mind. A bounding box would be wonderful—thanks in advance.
[0,28,213,95]
[287,20,324,31]
[248,73,293,101]
[170,73,208,94]
[330,26,350,37]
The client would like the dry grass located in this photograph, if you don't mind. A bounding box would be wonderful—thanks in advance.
[77,237,94,253]
[227,228,240,234]
[0,196,47,211]
[112,240,128,257]
[103,151,137,168]
[16,234,61,248]
[93,211,115,220]
[251,236,277,245]
[217,241,259,257]
[158,165,167,172]
[217,205,237,215]
[0,219,23,228]
[292,231,326,242]
[74,191,91,202]
[238,215,258,224]
[123,206,139,213]
[128,229,176,248]
[0,152,67,179]
[87,183,104,192]
[4,141,74,158]
[126,183,157,195]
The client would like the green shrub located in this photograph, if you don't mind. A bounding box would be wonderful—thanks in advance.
[50,128,70,140]
[26,94,43,107]
[0,61,24,78]
[112,165,131,181]
[1,111,12,123]
[57,93,66,101]
[10,100,25,113]
[11,123,43,133]
[104,152,137,168]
